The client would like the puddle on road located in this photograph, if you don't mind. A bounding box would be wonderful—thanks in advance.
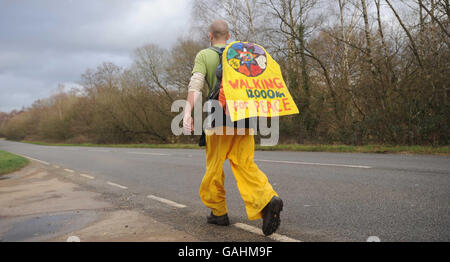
[0,210,99,242]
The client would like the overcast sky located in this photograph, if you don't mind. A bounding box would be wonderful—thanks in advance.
[0,0,192,112]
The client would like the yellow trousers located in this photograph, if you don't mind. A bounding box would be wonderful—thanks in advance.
[200,128,278,221]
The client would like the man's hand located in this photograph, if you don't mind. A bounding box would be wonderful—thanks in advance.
[183,90,201,135]
[183,114,194,134]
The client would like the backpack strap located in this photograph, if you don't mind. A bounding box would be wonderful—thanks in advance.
[208,46,223,54]
[207,46,226,99]
[198,46,226,147]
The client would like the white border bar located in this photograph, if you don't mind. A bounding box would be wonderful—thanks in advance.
[127,152,170,156]
[107,181,128,189]
[255,159,372,169]
[234,223,301,242]
[80,174,95,179]
[16,154,50,165]
[147,195,187,208]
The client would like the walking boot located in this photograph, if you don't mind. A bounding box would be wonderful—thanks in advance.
[261,196,283,236]
[207,212,230,226]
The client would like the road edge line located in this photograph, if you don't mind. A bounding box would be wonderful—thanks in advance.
[107,181,128,190]
[255,159,372,169]
[16,154,50,165]
[147,195,187,208]
[80,174,95,179]
[233,222,302,242]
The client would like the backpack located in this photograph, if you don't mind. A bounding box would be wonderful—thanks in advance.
[198,46,226,147]
[206,46,226,105]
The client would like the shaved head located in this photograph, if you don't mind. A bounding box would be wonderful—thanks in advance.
[209,20,229,40]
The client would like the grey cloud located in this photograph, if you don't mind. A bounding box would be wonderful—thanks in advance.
[0,0,192,112]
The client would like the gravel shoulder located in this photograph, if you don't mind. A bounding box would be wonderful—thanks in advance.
[0,161,198,242]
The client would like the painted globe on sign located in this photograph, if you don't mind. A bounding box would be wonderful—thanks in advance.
[227,42,267,77]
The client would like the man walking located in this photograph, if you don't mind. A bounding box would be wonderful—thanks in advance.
[183,20,283,236]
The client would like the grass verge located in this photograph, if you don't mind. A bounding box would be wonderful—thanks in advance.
[20,141,450,155]
[0,150,29,175]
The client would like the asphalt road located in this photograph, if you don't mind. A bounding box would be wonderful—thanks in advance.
[1,139,449,242]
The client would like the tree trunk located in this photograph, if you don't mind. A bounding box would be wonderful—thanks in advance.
[385,0,424,68]
[244,0,257,42]
[361,0,375,73]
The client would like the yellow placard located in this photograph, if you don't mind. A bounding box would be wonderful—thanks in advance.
[222,41,299,121]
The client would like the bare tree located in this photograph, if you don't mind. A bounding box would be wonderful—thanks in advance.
[385,0,424,68]
[134,44,174,102]
[191,0,265,42]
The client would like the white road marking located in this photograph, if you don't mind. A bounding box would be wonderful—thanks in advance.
[233,223,301,242]
[367,236,381,242]
[64,169,75,173]
[127,152,170,156]
[88,149,111,152]
[147,195,187,208]
[255,159,372,169]
[80,174,95,180]
[53,165,60,168]
[67,236,81,242]
[17,154,50,165]
[107,181,128,190]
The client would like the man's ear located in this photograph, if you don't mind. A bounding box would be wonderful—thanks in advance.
[209,32,214,41]
[226,33,231,41]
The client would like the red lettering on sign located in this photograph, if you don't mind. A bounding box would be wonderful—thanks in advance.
[267,101,272,114]
[273,100,281,113]
[240,79,249,89]
[273,77,284,89]
[261,102,267,114]
[252,79,262,89]
[229,80,239,89]
[282,98,291,111]
[263,79,274,89]
[245,80,252,90]
[254,101,260,112]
